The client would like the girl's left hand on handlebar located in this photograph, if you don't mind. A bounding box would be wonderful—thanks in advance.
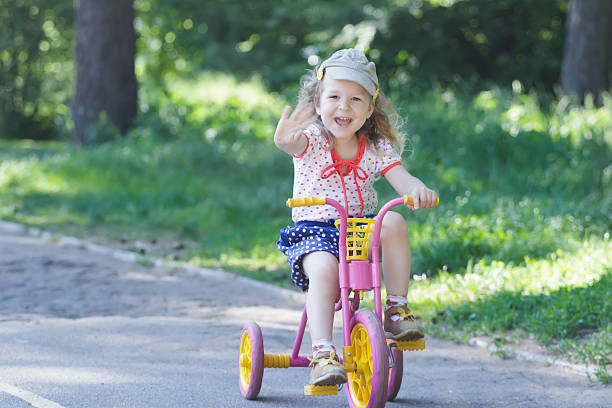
[408,187,438,210]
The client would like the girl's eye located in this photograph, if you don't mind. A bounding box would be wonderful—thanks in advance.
[352,97,362,102]
[329,95,338,99]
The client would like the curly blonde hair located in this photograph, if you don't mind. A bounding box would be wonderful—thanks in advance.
[298,69,405,156]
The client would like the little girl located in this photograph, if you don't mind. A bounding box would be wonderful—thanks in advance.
[274,49,438,386]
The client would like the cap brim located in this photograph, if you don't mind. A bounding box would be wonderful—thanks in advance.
[324,66,377,96]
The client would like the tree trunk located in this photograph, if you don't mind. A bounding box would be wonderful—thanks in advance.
[561,0,612,104]
[73,0,137,144]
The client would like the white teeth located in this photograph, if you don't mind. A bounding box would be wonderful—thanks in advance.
[334,117,352,127]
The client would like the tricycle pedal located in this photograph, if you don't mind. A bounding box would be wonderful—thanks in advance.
[394,339,426,351]
[304,384,339,396]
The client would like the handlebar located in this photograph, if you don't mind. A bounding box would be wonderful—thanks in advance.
[287,195,439,208]
[286,196,327,207]
[285,195,439,283]
[403,195,439,207]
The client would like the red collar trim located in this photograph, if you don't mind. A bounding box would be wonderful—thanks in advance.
[320,132,368,217]
[330,136,366,170]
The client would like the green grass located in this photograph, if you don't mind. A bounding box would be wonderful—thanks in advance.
[556,327,612,384]
[1,73,611,381]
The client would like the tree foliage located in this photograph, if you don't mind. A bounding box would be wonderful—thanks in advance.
[3,0,610,140]
[134,0,570,93]
[374,0,568,94]
[0,0,73,140]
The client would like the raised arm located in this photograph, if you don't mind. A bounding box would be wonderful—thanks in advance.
[273,103,318,156]
[384,164,438,210]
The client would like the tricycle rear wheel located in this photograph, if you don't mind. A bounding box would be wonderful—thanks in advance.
[387,345,403,401]
[238,322,264,399]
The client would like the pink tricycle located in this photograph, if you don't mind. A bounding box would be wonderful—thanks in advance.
[239,195,437,407]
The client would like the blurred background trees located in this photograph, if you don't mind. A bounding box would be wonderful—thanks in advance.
[0,0,610,141]
[0,0,73,140]
[73,0,137,145]
[561,0,612,103]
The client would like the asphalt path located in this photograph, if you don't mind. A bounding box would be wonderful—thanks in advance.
[0,225,610,407]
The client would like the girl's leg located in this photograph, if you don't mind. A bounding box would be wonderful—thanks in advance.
[380,211,411,297]
[380,211,423,340]
[302,251,340,343]
[302,251,346,385]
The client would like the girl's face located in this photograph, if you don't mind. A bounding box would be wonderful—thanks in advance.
[315,77,374,142]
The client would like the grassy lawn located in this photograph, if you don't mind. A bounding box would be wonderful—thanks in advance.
[1,74,610,382]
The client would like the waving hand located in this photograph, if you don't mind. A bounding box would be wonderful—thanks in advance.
[274,103,318,155]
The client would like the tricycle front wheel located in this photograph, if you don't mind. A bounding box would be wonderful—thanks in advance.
[345,310,389,408]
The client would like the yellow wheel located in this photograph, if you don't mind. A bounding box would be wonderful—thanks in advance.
[346,311,389,408]
[238,322,264,399]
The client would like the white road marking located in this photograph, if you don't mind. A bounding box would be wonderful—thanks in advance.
[0,383,66,408]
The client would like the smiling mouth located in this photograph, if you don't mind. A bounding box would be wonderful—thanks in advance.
[334,117,352,127]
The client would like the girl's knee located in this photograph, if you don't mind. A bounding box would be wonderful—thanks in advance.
[303,252,338,282]
[382,211,409,239]
[303,252,340,299]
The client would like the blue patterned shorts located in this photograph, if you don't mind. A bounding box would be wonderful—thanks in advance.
[276,220,340,291]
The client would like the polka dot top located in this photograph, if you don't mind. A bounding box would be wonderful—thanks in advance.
[291,125,402,222]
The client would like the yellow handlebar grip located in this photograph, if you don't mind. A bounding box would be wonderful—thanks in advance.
[404,195,440,207]
[286,196,327,208]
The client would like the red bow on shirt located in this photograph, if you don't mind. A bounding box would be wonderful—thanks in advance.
[320,160,368,217]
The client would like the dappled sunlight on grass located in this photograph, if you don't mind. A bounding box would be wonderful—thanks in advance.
[409,236,612,380]
[406,196,599,278]
[408,236,612,315]
[169,72,284,108]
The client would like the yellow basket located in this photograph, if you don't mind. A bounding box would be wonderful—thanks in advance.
[334,218,376,261]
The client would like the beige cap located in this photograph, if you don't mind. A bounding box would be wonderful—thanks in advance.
[317,49,379,98]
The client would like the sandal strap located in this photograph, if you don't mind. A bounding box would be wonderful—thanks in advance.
[389,306,416,321]
[308,351,342,367]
